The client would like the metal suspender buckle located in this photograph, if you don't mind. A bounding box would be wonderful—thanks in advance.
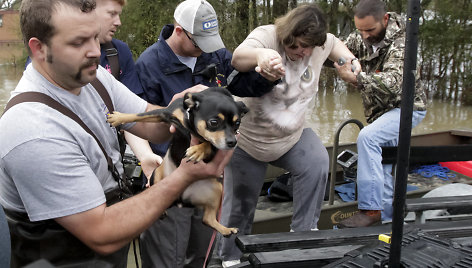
[105,47,118,57]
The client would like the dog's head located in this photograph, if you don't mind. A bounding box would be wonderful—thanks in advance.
[183,87,248,150]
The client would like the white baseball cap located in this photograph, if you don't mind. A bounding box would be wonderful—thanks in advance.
[174,0,225,53]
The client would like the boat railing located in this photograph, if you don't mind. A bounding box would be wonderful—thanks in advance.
[327,119,472,207]
[328,119,364,205]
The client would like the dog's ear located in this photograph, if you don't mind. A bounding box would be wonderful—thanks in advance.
[237,101,249,117]
[183,92,201,111]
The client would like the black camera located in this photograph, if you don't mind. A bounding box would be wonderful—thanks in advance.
[337,149,358,169]
[123,151,145,194]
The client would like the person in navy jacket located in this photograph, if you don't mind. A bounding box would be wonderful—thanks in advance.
[132,1,278,267]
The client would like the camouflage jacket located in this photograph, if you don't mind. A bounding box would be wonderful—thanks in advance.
[345,12,427,123]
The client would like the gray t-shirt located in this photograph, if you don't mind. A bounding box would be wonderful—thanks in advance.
[235,25,337,162]
[0,65,147,221]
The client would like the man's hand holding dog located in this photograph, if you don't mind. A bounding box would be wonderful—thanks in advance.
[178,148,234,183]
[167,125,233,181]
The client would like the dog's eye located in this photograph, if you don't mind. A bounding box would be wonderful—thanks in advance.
[207,119,220,128]
[234,120,240,130]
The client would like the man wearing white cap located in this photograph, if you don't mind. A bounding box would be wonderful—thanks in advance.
[173,0,225,53]
[133,1,278,267]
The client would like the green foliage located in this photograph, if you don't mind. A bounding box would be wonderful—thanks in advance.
[462,77,472,105]
[116,0,175,59]
[116,0,472,106]
[211,0,243,51]
[419,0,472,103]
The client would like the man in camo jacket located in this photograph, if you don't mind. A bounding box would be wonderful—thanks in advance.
[335,0,427,228]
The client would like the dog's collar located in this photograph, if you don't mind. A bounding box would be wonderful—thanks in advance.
[185,107,191,121]
[185,107,205,141]
[185,106,194,133]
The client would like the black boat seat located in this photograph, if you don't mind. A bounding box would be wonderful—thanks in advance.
[339,144,472,201]
[381,144,472,164]
[235,219,472,267]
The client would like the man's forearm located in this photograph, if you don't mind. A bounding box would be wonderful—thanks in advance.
[55,166,192,255]
[56,148,233,255]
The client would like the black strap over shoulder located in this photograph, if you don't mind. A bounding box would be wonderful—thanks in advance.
[91,78,115,113]
[2,78,132,199]
[2,80,133,267]
[91,78,127,158]
[102,41,120,80]
[3,89,116,173]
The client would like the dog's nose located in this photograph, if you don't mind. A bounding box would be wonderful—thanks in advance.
[226,140,237,148]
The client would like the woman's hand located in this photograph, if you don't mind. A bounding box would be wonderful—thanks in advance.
[255,49,285,81]
[141,154,163,187]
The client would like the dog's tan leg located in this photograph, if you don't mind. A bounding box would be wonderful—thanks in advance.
[107,112,140,127]
[201,182,238,237]
[107,112,165,127]
[151,164,165,184]
[202,204,239,237]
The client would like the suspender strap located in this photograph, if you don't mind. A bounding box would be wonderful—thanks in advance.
[2,90,116,174]
[102,42,120,80]
[91,78,126,157]
[2,78,132,198]
[91,78,114,113]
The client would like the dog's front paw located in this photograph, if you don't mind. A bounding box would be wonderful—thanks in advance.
[186,142,212,162]
[107,111,125,127]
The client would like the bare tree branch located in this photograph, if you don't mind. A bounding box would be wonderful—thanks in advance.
[0,0,8,9]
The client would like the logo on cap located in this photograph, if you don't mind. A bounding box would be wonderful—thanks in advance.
[203,19,218,30]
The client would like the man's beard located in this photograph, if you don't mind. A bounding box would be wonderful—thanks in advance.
[47,52,100,82]
[75,58,100,81]
[365,26,387,46]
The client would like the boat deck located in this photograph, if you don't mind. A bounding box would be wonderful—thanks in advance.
[252,170,472,233]
[205,170,472,268]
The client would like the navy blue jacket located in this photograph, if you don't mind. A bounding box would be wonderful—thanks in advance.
[136,24,275,155]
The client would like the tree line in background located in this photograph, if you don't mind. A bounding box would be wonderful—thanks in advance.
[2,0,469,105]
[117,0,471,106]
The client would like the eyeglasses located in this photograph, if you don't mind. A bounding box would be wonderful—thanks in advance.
[183,30,199,48]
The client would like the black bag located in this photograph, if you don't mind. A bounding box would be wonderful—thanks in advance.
[267,172,293,202]
[4,189,127,268]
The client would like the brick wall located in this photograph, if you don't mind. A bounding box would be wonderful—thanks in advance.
[0,10,24,64]
[0,42,24,64]
[0,10,21,41]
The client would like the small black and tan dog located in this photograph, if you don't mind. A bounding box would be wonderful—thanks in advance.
[107,87,247,236]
